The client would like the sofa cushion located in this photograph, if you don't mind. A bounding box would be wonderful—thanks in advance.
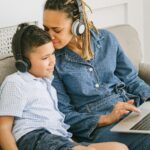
[0,56,16,85]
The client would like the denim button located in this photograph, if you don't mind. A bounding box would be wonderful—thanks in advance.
[89,68,93,72]
[97,44,101,48]
[95,83,99,88]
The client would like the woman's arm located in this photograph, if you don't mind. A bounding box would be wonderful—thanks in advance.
[114,35,150,102]
[53,70,100,138]
[0,116,18,150]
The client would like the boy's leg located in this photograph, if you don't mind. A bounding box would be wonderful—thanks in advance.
[17,129,78,150]
[17,128,128,150]
[72,145,95,150]
[88,142,128,150]
[72,142,128,150]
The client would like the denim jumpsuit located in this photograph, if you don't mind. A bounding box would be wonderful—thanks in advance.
[52,29,150,150]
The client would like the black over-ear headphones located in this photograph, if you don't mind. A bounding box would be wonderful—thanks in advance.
[15,26,31,72]
[71,0,85,36]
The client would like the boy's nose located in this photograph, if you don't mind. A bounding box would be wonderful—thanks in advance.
[49,55,56,65]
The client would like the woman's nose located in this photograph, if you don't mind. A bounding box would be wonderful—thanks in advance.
[48,30,55,39]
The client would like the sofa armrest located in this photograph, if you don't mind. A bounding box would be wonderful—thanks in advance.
[139,62,150,85]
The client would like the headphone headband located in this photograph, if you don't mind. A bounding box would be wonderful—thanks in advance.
[15,25,31,72]
[76,0,83,20]
[15,25,30,60]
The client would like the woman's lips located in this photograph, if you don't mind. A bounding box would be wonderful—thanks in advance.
[52,40,59,45]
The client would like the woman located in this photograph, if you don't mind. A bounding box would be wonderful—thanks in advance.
[43,0,150,149]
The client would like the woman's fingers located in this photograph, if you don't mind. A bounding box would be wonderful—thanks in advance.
[127,99,134,104]
[125,103,141,113]
[115,101,141,113]
[106,100,141,124]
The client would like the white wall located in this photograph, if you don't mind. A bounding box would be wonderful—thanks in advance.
[86,0,144,60]
[143,0,150,63]
[0,0,149,63]
[0,0,45,28]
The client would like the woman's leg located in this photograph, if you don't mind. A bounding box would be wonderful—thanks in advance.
[76,123,150,150]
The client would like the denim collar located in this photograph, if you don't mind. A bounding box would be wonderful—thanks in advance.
[55,29,105,65]
[90,29,105,49]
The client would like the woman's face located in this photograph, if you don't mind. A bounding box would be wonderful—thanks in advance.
[43,10,73,49]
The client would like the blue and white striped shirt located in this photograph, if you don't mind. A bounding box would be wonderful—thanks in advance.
[0,72,72,141]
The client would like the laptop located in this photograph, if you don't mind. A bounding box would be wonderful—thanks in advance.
[111,101,150,134]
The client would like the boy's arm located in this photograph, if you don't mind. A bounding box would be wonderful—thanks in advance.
[0,116,18,150]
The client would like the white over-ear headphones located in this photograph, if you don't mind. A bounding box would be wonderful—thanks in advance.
[71,0,85,36]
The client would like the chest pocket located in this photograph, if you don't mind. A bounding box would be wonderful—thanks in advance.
[62,61,98,95]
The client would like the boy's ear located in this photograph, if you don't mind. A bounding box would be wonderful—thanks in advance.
[15,57,31,73]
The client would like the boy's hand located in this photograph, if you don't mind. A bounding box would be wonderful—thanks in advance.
[73,145,96,150]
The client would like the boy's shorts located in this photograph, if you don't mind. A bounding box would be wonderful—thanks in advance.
[17,129,86,150]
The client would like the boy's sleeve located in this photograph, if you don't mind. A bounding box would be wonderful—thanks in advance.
[0,79,27,117]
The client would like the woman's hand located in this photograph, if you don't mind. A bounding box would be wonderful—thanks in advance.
[97,100,141,127]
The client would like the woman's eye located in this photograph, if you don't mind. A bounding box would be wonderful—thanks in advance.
[54,29,62,33]
[42,57,48,60]
[54,31,60,33]
[44,26,49,32]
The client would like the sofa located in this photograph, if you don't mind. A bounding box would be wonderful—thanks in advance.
[0,24,150,86]
[0,24,150,149]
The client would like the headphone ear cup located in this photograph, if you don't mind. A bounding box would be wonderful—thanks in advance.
[72,19,85,36]
[15,58,31,72]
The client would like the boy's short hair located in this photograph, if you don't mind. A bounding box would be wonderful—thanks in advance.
[12,23,51,60]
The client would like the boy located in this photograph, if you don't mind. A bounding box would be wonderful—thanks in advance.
[0,23,128,150]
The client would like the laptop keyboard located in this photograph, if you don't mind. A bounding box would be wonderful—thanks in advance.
[130,113,150,130]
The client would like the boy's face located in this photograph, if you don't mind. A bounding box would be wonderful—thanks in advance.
[28,42,55,78]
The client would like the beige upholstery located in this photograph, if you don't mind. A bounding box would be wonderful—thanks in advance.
[0,56,16,84]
